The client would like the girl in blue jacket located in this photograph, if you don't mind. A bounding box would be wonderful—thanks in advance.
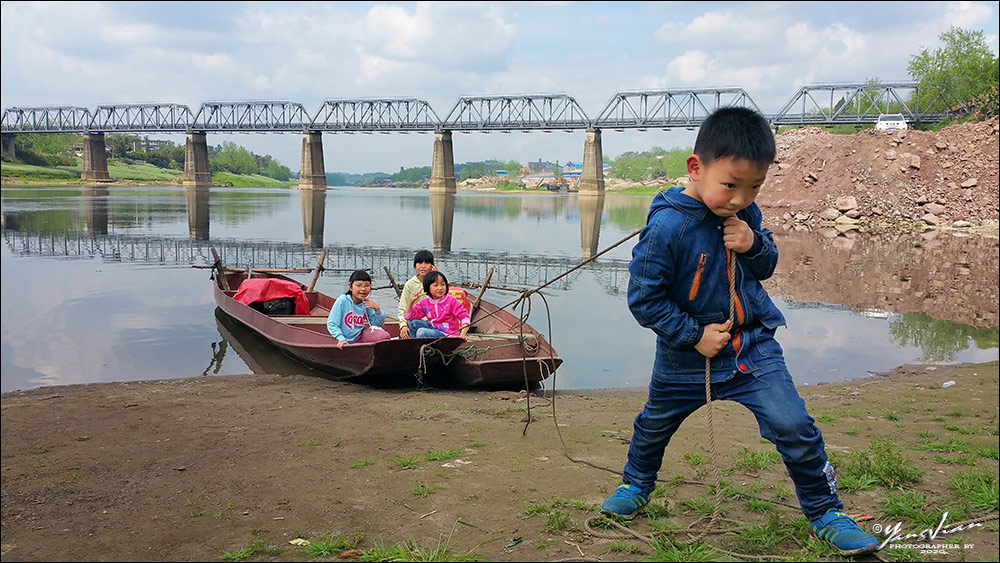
[326,270,390,348]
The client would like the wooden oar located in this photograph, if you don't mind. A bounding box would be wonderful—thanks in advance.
[306,251,327,292]
[470,267,494,319]
[210,247,231,291]
[383,266,402,298]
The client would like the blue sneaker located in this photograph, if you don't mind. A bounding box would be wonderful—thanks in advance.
[809,509,879,556]
[600,484,649,519]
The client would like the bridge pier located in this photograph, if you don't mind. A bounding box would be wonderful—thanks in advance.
[298,131,327,190]
[182,132,212,188]
[429,130,456,194]
[579,128,604,195]
[81,133,111,181]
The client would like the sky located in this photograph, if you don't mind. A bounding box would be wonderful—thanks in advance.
[2,1,998,174]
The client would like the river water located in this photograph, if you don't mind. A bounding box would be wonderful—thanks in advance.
[1,185,997,392]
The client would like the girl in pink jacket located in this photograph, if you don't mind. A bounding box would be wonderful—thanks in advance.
[404,271,470,339]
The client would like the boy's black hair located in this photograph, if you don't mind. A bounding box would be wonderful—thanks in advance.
[413,250,435,266]
[345,269,372,294]
[421,270,449,295]
[693,106,775,167]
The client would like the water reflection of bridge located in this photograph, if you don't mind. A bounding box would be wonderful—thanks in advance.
[2,230,632,295]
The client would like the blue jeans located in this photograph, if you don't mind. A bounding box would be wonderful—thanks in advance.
[622,361,842,520]
[407,319,444,338]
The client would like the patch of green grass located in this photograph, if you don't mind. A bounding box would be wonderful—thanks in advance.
[543,510,575,533]
[772,485,793,502]
[884,411,901,421]
[915,437,970,453]
[605,540,642,554]
[426,448,463,461]
[680,497,716,516]
[396,456,419,469]
[411,483,441,497]
[683,449,708,466]
[884,490,942,527]
[838,473,878,493]
[950,469,998,512]
[307,532,364,557]
[934,454,978,466]
[357,535,486,562]
[352,459,375,468]
[832,439,922,489]
[729,447,781,473]
[641,501,671,519]
[945,410,964,418]
[975,447,999,460]
[648,536,721,562]
[917,430,935,440]
[745,498,772,512]
[943,423,980,435]
[521,502,549,517]
[817,415,836,424]
[220,539,281,562]
[843,426,858,436]
[734,516,792,555]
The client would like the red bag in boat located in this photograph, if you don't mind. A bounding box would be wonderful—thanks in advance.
[233,278,312,316]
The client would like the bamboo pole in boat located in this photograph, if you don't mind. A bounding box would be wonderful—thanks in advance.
[307,251,327,292]
[210,247,231,291]
[384,266,402,298]
[470,267,494,318]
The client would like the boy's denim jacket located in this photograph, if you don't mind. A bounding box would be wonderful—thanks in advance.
[628,188,787,383]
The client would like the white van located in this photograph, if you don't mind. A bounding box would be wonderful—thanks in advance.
[875,114,908,131]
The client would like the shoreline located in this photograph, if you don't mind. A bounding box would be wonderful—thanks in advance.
[2,360,997,562]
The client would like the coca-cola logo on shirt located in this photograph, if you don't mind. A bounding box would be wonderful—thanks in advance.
[344,312,365,328]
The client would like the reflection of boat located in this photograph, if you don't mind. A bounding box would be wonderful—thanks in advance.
[213,270,464,384]
[213,307,329,377]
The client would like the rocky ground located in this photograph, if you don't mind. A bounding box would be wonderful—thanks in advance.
[757,117,999,229]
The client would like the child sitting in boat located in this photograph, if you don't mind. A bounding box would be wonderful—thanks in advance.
[327,270,391,349]
[398,250,437,338]
[404,271,470,340]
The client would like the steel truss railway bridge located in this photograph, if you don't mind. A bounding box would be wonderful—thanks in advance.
[1,82,957,191]
[2,230,633,296]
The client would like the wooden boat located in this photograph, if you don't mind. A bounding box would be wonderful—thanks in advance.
[212,269,465,384]
[212,268,561,388]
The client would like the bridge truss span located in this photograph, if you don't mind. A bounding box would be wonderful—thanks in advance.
[770,82,955,126]
[89,103,196,133]
[594,88,762,130]
[442,94,591,131]
[1,106,93,132]
[193,101,312,132]
[310,98,441,132]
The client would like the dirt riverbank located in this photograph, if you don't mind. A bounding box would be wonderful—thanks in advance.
[2,361,997,562]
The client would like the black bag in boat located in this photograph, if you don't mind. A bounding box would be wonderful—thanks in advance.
[248,297,297,316]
